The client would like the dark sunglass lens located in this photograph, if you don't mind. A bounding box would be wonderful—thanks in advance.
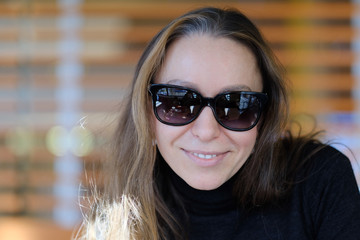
[154,87,201,124]
[215,93,261,130]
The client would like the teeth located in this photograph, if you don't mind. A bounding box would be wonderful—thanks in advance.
[193,152,217,159]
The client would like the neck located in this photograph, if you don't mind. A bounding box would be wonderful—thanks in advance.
[168,165,238,216]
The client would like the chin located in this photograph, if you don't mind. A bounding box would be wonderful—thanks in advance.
[187,179,225,191]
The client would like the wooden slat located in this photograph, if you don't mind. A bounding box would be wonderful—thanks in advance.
[0,146,16,163]
[28,73,132,89]
[0,2,24,16]
[261,25,353,43]
[28,170,56,188]
[29,147,55,164]
[2,18,352,44]
[30,100,57,112]
[80,48,142,65]
[30,96,124,112]
[274,48,354,68]
[0,169,18,188]
[0,58,18,66]
[26,194,55,212]
[0,2,350,20]
[82,73,132,88]
[86,24,353,44]
[82,100,121,112]
[0,193,22,213]
[289,73,354,92]
[79,2,353,20]
[290,97,354,114]
[0,29,19,41]
[31,74,57,88]
[0,74,19,89]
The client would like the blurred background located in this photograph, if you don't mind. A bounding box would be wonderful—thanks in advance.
[0,0,359,239]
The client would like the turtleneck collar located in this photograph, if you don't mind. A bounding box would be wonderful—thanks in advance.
[168,166,238,216]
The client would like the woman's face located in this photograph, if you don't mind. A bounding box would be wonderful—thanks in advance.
[153,34,263,190]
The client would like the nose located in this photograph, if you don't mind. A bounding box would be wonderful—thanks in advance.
[190,106,221,141]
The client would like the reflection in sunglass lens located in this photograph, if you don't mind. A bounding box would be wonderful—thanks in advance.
[155,88,201,124]
[215,94,260,130]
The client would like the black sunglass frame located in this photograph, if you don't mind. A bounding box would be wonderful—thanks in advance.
[148,84,268,131]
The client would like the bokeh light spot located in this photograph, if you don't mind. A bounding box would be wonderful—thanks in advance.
[45,125,94,157]
[70,126,94,157]
[46,126,69,157]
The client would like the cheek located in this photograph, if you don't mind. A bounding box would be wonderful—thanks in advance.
[154,120,175,154]
[154,123,177,169]
[154,121,184,147]
[154,121,164,145]
[230,127,258,154]
[154,120,190,165]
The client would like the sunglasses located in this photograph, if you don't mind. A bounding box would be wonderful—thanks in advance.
[148,84,268,131]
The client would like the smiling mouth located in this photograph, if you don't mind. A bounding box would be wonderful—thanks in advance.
[183,148,228,160]
[192,152,218,159]
[183,149,227,167]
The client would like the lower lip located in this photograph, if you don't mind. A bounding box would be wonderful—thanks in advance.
[183,150,227,167]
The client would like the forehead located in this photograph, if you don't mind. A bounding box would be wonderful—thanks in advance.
[157,34,263,94]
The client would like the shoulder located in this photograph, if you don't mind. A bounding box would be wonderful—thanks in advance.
[292,141,356,192]
[282,138,359,211]
[281,137,353,180]
[291,142,360,239]
[298,142,354,181]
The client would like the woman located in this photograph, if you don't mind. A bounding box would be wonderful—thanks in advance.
[76,7,360,240]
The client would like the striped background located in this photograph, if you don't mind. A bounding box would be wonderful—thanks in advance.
[0,0,359,239]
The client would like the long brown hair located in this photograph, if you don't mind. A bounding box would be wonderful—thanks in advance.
[76,7,323,240]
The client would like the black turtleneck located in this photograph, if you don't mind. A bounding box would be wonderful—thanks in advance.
[169,167,243,239]
[169,167,238,216]
[162,145,360,240]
